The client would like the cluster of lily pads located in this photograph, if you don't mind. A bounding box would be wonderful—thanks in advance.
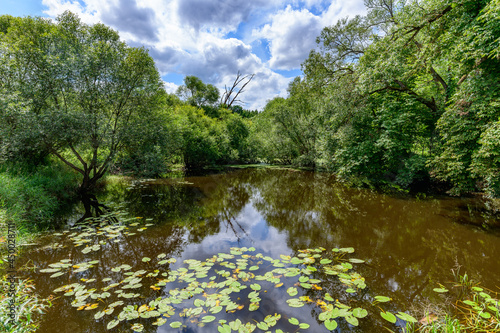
[38,213,417,332]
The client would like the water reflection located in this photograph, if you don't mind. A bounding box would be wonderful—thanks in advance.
[20,168,500,332]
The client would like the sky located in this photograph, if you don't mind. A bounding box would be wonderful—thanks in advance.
[0,0,366,110]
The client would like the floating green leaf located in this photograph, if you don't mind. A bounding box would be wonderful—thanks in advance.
[107,319,119,330]
[353,308,368,318]
[346,315,359,326]
[218,324,231,333]
[170,321,182,328]
[299,322,310,329]
[396,312,418,323]
[131,323,144,332]
[256,322,268,330]
[380,311,397,323]
[202,315,216,323]
[349,258,365,264]
[287,287,298,296]
[374,295,391,303]
[324,319,338,331]
[250,283,261,291]
[50,271,65,278]
[433,288,449,293]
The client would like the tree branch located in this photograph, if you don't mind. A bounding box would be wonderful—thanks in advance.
[50,148,85,175]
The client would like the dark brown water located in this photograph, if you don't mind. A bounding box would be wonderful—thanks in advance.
[18,168,500,332]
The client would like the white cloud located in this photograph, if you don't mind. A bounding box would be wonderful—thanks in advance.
[252,0,366,71]
[39,0,366,110]
[321,0,367,25]
[253,5,323,70]
[163,81,179,94]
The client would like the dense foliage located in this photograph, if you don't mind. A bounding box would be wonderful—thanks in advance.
[0,12,257,185]
[252,0,500,195]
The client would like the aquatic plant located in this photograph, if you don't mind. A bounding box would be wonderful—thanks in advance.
[38,213,418,332]
[0,277,51,333]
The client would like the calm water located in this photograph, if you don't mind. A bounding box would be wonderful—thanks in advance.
[18,168,500,332]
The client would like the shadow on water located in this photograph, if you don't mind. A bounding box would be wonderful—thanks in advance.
[17,168,500,333]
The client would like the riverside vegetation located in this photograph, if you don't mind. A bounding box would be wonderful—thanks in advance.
[0,0,500,331]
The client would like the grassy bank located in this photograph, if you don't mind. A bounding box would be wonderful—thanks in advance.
[0,160,79,254]
[0,160,80,268]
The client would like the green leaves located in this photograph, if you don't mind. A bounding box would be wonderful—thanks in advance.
[46,240,390,332]
[374,295,391,303]
[433,288,449,293]
[107,319,119,330]
[217,324,231,333]
[380,311,397,323]
[287,287,298,296]
[0,12,165,192]
[396,312,418,323]
[201,315,216,323]
[324,319,338,331]
[353,308,368,318]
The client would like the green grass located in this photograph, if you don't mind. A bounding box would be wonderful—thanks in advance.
[0,161,79,229]
[406,272,500,333]
[0,160,79,262]
[0,161,76,332]
[0,277,51,333]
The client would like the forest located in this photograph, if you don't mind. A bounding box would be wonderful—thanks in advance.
[0,0,500,331]
[2,0,500,198]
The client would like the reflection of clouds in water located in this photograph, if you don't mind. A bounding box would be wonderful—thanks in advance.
[235,202,263,228]
[188,200,292,258]
[156,198,307,332]
[387,278,400,292]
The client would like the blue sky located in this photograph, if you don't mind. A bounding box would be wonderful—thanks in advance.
[0,0,366,109]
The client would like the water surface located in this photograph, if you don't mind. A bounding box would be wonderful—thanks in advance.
[20,168,500,332]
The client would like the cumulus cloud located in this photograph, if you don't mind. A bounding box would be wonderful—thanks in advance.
[163,81,179,94]
[39,0,366,110]
[253,6,323,70]
[100,0,158,42]
[252,0,366,71]
[181,38,258,82]
[177,0,271,33]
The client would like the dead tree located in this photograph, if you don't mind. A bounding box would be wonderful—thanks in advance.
[220,71,255,108]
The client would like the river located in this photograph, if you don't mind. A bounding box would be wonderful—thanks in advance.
[19,167,500,332]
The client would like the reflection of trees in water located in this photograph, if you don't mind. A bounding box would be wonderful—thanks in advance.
[232,168,500,308]
[198,174,252,242]
[24,168,500,332]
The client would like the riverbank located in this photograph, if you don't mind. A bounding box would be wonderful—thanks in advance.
[0,161,79,258]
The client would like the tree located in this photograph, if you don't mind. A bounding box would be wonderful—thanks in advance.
[0,12,164,193]
[176,75,219,107]
[295,0,500,192]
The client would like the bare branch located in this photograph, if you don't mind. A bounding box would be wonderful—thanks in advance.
[220,71,255,108]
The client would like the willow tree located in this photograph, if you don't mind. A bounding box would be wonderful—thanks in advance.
[0,12,164,193]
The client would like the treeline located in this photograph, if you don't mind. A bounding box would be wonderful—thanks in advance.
[1,0,500,201]
[253,0,500,196]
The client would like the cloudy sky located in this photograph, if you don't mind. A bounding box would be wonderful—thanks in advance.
[1,0,366,110]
